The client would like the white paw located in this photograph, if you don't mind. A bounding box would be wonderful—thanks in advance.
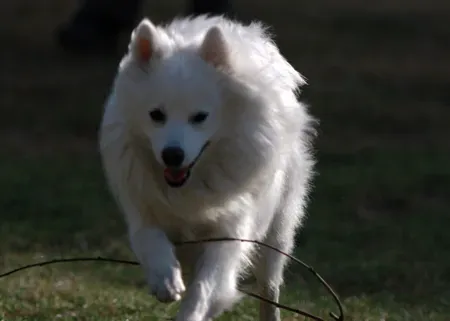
[146,261,186,302]
[129,227,186,303]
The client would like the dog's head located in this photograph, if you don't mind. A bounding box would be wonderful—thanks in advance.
[116,18,231,188]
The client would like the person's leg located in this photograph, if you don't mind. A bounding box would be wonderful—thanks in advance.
[57,0,143,53]
[187,0,232,17]
[56,0,233,53]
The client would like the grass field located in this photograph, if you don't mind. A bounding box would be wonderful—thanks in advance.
[1,0,450,320]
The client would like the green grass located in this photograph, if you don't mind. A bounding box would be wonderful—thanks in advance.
[1,0,450,320]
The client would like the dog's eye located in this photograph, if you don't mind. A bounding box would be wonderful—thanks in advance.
[189,112,209,125]
[149,108,166,124]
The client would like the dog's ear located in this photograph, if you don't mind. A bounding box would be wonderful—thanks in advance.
[130,18,160,64]
[199,26,229,69]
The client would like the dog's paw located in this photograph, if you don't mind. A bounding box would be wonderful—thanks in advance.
[146,262,186,302]
[129,227,186,302]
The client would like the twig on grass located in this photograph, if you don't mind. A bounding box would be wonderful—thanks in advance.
[0,237,344,321]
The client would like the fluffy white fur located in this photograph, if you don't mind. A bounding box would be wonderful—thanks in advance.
[99,15,315,321]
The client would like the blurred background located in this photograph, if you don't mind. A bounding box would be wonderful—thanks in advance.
[1,0,449,320]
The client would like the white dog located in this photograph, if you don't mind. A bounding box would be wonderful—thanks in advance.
[99,15,315,321]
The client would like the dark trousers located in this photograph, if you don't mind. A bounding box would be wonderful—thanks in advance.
[58,0,232,52]
[74,0,232,30]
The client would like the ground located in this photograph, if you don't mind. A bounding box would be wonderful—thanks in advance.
[1,0,449,320]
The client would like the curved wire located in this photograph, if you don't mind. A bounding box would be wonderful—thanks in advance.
[0,238,344,321]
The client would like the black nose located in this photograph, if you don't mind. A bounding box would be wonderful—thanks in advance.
[161,146,185,167]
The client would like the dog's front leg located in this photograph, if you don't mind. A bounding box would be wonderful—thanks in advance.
[176,233,252,321]
[130,227,186,302]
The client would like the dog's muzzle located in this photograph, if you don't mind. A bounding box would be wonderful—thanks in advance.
[163,142,210,188]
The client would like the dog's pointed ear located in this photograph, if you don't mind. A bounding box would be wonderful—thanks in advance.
[199,26,229,69]
[130,18,159,63]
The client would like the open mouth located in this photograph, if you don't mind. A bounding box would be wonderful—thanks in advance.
[163,142,210,188]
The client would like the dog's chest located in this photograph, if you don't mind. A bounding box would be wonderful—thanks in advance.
[148,201,219,238]
[162,218,223,257]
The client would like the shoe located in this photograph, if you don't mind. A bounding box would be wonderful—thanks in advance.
[55,2,132,54]
[56,20,120,54]
[57,0,233,55]
[187,0,233,17]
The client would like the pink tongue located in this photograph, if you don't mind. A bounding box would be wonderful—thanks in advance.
[164,168,187,182]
